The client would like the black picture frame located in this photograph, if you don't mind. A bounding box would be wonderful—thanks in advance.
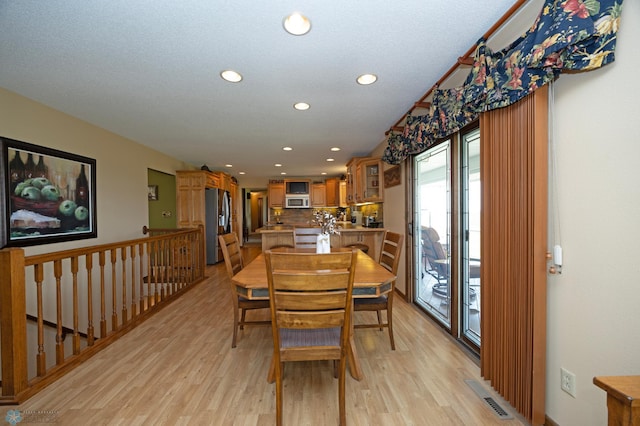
[148,185,158,201]
[1,136,97,247]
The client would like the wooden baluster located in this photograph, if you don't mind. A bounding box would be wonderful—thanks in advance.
[120,247,127,325]
[54,259,64,364]
[85,254,94,346]
[138,243,144,314]
[170,238,178,293]
[34,263,46,376]
[158,239,165,303]
[130,244,137,318]
[144,241,151,312]
[99,251,107,338]
[150,239,158,307]
[70,256,80,355]
[110,248,118,331]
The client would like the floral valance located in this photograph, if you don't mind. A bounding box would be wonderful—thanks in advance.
[382,0,624,165]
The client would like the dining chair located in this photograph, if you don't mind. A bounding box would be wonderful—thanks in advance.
[353,231,403,350]
[261,229,295,251]
[218,233,270,348]
[265,249,357,426]
[293,227,322,249]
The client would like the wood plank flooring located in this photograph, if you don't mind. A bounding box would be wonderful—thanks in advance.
[5,247,528,425]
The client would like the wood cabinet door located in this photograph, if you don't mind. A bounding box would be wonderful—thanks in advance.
[311,183,326,207]
[325,178,338,206]
[268,183,284,208]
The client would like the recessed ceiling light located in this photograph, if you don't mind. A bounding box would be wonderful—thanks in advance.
[239,171,246,175]
[283,147,293,151]
[283,13,311,36]
[280,172,287,175]
[225,164,233,168]
[321,172,327,175]
[220,70,243,83]
[356,74,378,85]
[294,102,310,111]
[326,158,335,162]
[330,147,341,152]
[275,163,282,167]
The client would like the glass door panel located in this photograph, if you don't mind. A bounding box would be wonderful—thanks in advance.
[462,129,481,346]
[414,142,451,328]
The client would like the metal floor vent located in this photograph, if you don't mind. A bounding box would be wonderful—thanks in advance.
[465,379,514,420]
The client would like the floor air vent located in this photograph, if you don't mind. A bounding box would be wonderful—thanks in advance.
[465,379,514,420]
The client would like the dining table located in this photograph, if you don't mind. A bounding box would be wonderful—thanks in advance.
[231,248,397,381]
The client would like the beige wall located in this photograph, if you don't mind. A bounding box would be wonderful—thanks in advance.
[0,87,194,256]
[546,2,640,424]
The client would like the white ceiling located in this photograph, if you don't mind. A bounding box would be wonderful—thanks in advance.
[0,1,523,180]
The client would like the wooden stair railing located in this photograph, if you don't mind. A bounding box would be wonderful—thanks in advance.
[0,226,205,404]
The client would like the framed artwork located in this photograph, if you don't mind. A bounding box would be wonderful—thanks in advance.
[148,185,158,201]
[1,136,97,247]
[383,165,401,188]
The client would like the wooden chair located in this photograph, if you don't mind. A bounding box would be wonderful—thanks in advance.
[261,229,295,251]
[354,231,403,350]
[218,233,270,348]
[265,250,357,426]
[293,227,322,249]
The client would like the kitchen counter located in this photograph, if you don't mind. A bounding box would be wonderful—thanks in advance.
[257,222,380,232]
[256,223,386,260]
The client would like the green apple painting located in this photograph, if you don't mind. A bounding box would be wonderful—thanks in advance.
[2,137,97,247]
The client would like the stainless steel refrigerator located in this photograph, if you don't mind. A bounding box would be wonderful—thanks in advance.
[205,188,231,264]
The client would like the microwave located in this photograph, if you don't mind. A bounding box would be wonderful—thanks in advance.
[285,195,310,208]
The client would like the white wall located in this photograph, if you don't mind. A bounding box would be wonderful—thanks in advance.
[547,2,640,424]
[0,87,194,256]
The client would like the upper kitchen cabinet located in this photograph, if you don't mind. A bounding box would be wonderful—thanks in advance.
[346,157,383,204]
[176,170,219,228]
[325,177,338,207]
[360,157,383,202]
[311,182,326,207]
[325,177,347,207]
[268,180,285,208]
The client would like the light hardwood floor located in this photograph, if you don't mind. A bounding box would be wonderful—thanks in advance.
[5,247,528,425]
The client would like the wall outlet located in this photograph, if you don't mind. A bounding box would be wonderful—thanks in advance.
[561,367,576,398]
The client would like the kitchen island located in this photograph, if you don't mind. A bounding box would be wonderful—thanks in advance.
[257,223,386,261]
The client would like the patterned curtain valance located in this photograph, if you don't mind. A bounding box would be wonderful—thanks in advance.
[382,0,624,165]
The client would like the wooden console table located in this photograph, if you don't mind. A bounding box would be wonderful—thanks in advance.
[594,376,640,425]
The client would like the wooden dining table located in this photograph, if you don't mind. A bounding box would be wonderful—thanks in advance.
[231,248,396,381]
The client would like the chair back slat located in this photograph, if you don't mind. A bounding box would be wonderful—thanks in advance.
[274,291,347,311]
[293,227,322,249]
[277,311,346,329]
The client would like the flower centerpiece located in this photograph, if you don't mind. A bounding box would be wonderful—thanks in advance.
[311,210,340,253]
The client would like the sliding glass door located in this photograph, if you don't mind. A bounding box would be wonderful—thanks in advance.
[414,142,451,328]
[413,127,481,350]
[461,129,481,347]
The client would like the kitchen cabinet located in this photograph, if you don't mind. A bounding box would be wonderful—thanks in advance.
[311,182,326,207]
[325,178,339,207]
[339,181,347,207]
[339,229,385,261]
[360,157,383,202]
[229,180,239,242]
[346,157,383,204]
[177,169,237,261]
[176,170,219,228]
[268,180,285,208]
[346,157,365,204]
